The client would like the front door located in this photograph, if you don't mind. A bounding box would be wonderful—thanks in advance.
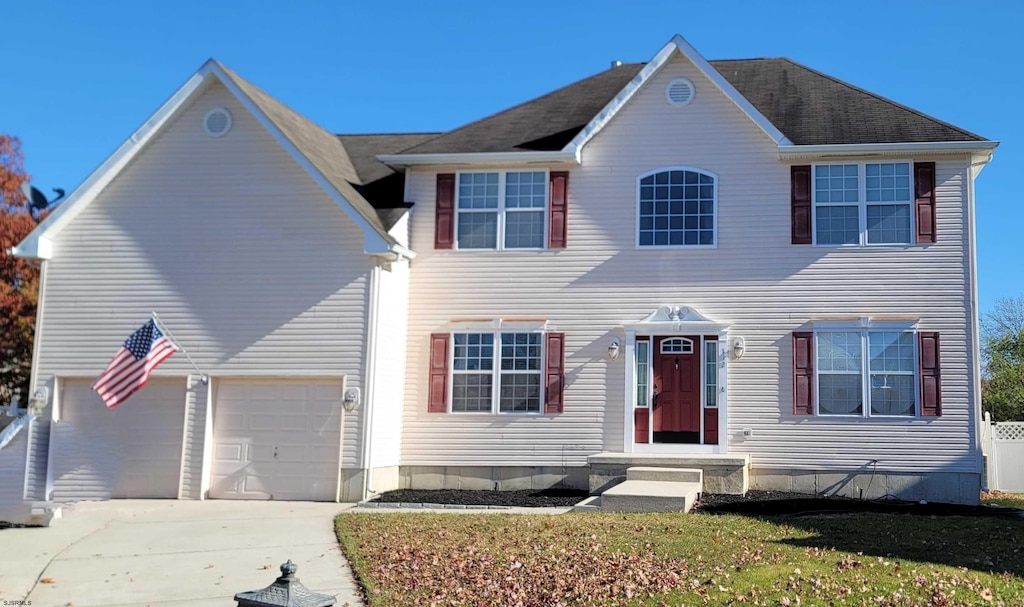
[652,336,701,443]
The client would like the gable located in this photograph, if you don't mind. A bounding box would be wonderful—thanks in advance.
[14,61,408,260]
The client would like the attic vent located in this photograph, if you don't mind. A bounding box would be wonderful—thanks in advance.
[203,107,232,137]
[665,78,695,106]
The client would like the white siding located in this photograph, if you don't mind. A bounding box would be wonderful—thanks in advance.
[401,51,977,473]
[31,81,373,501]
[368,259,410,469]
[178,375,208,499]
[0,419,31,522]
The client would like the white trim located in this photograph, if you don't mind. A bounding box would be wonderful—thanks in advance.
[565,34,791,161]
[206,63,395,255]
[447,329,546,416]
[377,151,578,166]
[966,160,984,472]
[199,379,214,499]
[13,60,408,260]
[635,167,719,249]
[811,160,916,248]
[813,328,920,418]
[12,73,207,260]
[452,169,549,251]
[360,263,383,499]
[779,141,999,159]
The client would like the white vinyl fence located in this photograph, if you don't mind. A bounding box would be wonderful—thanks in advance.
[984,412,1024,492]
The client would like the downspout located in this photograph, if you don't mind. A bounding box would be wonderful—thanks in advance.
[359,261,383,501]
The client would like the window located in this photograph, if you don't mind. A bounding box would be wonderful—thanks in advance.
[813,162,913,246]
[705,340,717,407]
[815,330,917,417]
[456,171,547,249]
[451,332,542,413]
[660,337,694,354]
[638,169,716,247]
[636,339,650,407]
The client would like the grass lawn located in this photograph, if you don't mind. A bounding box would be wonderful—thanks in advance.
[982,491,1024,509]
[336,511,1024,606]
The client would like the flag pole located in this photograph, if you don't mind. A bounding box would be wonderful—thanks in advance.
[150,312,209,384]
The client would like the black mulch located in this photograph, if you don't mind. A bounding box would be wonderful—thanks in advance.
[373,488,588,508]
[371,488,1024,517]
[694,490,1024,518]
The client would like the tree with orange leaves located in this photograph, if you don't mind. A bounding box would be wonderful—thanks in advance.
[0,135,41,406]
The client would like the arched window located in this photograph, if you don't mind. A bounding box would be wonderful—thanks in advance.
[660,337,694,354]
[637,168,717,247]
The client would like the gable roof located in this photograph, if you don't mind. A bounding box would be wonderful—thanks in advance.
[397,51,986,157]
[14,61,430,259]
[714,58,984,145]
[336,132,440,229]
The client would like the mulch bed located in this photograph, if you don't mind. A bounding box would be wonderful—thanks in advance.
[694,489,1024,517]
[372,488,588,508]
[372,488,1024,517]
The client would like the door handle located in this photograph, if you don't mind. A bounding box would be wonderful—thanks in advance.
[652,392,659,407]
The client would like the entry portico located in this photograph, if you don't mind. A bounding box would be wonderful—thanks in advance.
[623,305,730,454]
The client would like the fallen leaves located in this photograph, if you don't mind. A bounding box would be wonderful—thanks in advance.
[335,512,1024,606]
[40,577,55,584]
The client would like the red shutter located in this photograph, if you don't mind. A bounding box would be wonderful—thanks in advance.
[919,332,942,416]
[545,332,566,413]
[703,409,719,445]
[791,165,812,245]
[435,173,455,249]
[428,333,450,412]
[914,162,937,244]
[793,332,814,415]
[634,408,649,443]
[548,171,569,249]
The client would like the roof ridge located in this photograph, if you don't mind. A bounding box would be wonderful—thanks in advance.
[336,131,444,137]
[777,57,985,141]
[401,64,646,154]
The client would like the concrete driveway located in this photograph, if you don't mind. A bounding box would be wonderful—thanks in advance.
[0,500,362,606]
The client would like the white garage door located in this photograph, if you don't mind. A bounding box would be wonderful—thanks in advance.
[209,379,343,501]
[60,378,185,498]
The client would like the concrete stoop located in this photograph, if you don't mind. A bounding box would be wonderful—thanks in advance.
[574,466,704,513]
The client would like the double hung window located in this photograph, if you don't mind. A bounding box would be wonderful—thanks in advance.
[456,172,547,249]
[816,330,917,417]
[451,332,543,413]
[813,162,913,246]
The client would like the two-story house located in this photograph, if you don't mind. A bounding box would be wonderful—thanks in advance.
[4,35,997,523]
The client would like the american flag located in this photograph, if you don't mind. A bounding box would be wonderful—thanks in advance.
[92,319,178,408]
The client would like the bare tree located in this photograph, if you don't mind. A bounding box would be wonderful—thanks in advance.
[982,295,1024,344]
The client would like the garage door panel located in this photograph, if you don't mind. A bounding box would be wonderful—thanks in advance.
[55,378,186,499]
[210,379,343,501]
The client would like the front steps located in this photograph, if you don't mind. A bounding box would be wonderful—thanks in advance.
[575,466,704,513]
[589,452,750,495]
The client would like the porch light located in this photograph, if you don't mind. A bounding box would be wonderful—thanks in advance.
[608,337,621,359]
[730,336,746,360]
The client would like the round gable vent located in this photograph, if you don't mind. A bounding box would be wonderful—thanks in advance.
[203,107,232,137]
[665,78,695,106]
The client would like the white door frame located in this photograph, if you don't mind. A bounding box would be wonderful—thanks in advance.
[622,305,730,454]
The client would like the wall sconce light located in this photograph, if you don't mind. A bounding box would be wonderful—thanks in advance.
[27,387,49,419]
[730,336,746,360]
[608,337,621,360]
[342,387,361,412]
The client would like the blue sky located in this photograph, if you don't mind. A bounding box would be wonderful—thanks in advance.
[4,1,1019,311]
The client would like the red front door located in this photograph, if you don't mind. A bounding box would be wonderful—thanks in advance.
[652,336,701,443]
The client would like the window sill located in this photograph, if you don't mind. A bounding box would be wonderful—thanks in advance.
[635,244,718,251]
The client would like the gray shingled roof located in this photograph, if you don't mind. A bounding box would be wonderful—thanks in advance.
[216,63,436,233]
[399,57,984,155]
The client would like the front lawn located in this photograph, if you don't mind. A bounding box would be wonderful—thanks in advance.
[982,490,1024,509]
[336,512,1024,606]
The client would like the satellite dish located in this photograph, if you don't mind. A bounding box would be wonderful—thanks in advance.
[19,183,62,211]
